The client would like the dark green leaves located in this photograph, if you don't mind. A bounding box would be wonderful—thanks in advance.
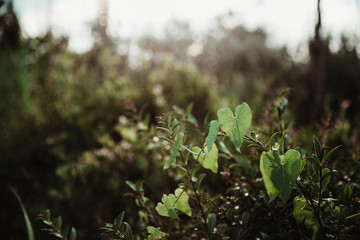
[309,135,341,168]
[100,211,133,240]
[293,196,319,239]
[38,208,77,240]
[322,145,341,167]
[217,102,252,150]
[260,150,302,202]
[344,183,353,207]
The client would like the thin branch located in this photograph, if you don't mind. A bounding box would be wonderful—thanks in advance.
[179,150,208,227]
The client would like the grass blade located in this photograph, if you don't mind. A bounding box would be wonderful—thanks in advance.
[10,187,35,240]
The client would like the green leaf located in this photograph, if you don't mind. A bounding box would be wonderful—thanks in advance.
[125,181,136,191]
[185,103,194,116]
[155,195,178,219]
[260,150,302,202]
[344,183,352,207]
[313,136,321,158]
[45,209,51,220]
[192,144,218,173]
[146,226,166,240]
[56,216,62,230]
[321,168,331,192]
[293,196,319,240]
[183,144,192,163]
[322,145,341,167]
[208,213,216,233]
[164,133,184,169]
[135,180,144,192]
[115,211,125,229]
[217,103,252,150]
[171,119,180,136]
[195,174,206,190]
[173,188,192,217]
[124,222,133,240]
[260,152,279,201]
[118,127,138,143]
[268,132,279,149]
[250,131,257,141]
[306,156,320,176]
[50,232,62,238]
[138,210,149,223]
[155,188,192,218]
[279,132,285,155]
[69,227,76,240]
[205,120,219,153]
[247,143,267,152]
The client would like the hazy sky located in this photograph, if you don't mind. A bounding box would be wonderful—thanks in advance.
[13,0,360,53]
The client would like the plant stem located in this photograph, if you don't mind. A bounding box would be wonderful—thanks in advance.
[296,180,323,229]
[179,151,208,227]
[317,166,323,228]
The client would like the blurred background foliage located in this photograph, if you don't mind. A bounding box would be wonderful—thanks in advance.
[1,0,359,239]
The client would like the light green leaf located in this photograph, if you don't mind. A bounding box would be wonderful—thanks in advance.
[69,227,76,240]
[192,144,218,173]
[138,210,149,223]
[173,188,192,217]
[260,152,279,201]
[217,103,252,150]
[293,196,319,240]
[155,188,192,219]
[260,150,302,202]
[146,226,166,240]
[155,195,178,219]
[118,127,138,143]
[164,133,184,169]
[205,120,219,153]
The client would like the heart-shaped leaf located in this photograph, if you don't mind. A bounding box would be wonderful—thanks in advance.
[155,195,178,219]
[192,144,218,173]
[173,188,192,217]
[155,188,192,219]
[260,149,302,202]
[217,103,252,150]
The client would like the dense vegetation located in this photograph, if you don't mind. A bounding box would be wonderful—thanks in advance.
[1,1,360,239]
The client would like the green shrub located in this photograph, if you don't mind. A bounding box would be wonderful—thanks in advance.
[94,101,360,239]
